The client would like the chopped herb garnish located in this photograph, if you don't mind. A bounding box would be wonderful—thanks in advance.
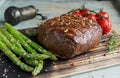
[107,31,120,53]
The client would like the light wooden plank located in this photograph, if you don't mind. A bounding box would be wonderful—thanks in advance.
[19,28,120,78]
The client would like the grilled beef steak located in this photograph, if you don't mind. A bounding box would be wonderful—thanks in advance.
[38,14,102,59]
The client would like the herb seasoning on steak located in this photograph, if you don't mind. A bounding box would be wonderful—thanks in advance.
[38,13,102,59]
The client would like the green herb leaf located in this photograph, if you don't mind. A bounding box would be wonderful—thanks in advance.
[107,31,120,53]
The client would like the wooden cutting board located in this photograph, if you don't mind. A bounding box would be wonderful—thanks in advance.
[0,27,120,78]
[20,27,120,78]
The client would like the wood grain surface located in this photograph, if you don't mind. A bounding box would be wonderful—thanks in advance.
[20,27,120,78]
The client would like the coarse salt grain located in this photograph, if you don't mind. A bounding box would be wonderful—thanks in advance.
[70,62,75,66]
[2,61,4,63]
[74,20,78,22]
[53,65,57,68]
[3,73,5,76]
[81,60,84,63]
[89,19,93,23]
[4,68,8,73]
[83,18,86,21]
[51,22,55,26]
[85,54,88,57]
[8,66,11,68]
[82,22,85,26]
[64,29,68,32]
[17,74,20,77]
[5,75,8,78]
[44,69,48,72]
[13,70,15,72]
[57,18,61,21]
[89,25,92,28]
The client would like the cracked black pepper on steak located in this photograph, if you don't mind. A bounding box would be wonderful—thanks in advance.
[38,13,102,59]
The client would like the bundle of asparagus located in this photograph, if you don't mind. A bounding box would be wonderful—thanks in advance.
[0,23,57,76]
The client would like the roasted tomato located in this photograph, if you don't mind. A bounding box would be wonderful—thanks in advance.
[80,8,88,17]
[97,18,112,34]
[73,11,82,17]
[96,11,109,20]
[87,13,96,20]
[99,11,109,19]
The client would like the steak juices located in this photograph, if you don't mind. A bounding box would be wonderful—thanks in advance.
[38,13,102,59]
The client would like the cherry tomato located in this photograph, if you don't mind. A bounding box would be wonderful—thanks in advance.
[80,8,88,17]
[87,13,96,20]
[99,11,109,19]
[95,14,101,20]
[73,11,82,17]
[96,11,109,20]
[97,19,112,34]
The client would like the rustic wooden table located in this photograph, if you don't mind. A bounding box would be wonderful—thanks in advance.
[0,0,120,78]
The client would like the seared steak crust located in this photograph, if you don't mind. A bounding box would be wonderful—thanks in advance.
[38,14,102,59]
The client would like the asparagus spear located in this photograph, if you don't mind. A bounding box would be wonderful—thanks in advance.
[24,54,50,60]
[21,34,57,61]
[0,23,53,75]
[0,40,34,72]
[0,26,22,49]
[0,27,49,58]
[32,60,44,76]
[24,58,39,67]
[0,31,27,56]
[3,23,57,75]
[4,23,37,54]
[5,23,57,61]
[0,30,37,68]
[0,27,44,67]
[0,28,39,67]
